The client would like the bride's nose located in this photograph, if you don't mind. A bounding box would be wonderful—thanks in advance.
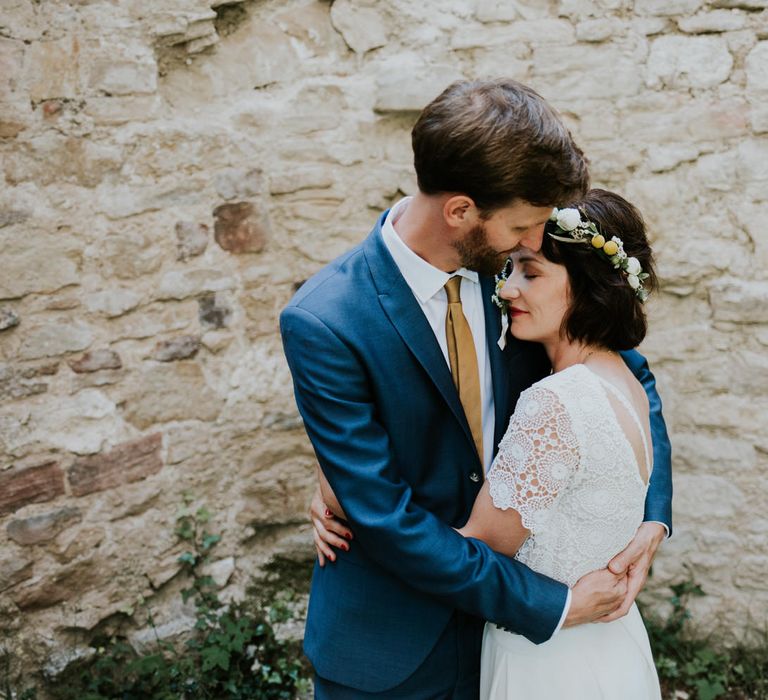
[499,279,520,300]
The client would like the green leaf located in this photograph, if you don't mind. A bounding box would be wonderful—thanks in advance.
[202,533,221,550]
[201,645,230,672]
[178,551,197,566]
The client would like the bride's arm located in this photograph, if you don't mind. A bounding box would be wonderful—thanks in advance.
[458,382,579,560]
[317,463,347,520]
[457,482,529,558]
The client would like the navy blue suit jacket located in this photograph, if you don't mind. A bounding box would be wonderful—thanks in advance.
[280,212,673,692]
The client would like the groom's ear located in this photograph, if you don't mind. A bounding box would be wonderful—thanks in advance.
[443,195,478,230]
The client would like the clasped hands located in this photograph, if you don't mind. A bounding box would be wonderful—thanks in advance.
[309,487,665,626]
[565,521,666,626]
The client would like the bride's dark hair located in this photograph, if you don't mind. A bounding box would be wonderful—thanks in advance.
[540,189,658,351]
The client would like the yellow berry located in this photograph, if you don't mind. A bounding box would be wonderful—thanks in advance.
[591,234,605,249]
[603,240,619,256]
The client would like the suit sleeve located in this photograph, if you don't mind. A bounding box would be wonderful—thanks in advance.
[281,304,568,644]
[620,349,673,535]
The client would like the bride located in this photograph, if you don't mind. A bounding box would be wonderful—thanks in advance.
[313,188,663,699]
[458,188,661,698]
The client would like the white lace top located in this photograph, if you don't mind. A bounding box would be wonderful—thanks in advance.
[488,364,652,587]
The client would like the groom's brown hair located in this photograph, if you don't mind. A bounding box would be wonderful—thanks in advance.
[412,79,589,213]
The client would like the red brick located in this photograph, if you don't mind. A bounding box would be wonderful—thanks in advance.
[67,433,163,497]
[0,462,65,516]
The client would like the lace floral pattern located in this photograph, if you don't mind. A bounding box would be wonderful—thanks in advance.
[487,364,650,587]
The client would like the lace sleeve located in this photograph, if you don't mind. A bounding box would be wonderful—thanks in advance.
[487,383,580,533]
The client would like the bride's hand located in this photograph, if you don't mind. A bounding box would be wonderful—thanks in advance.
[599,521,666,622]
[309,486,353,567]
[565,568,629,627]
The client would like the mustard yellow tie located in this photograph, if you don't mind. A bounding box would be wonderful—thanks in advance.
[444,276,484,462]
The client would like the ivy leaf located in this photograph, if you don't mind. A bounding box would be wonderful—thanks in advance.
[201,644,230,672]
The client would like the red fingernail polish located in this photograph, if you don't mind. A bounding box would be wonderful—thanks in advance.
[344,533,352,540]
[341,543,349,552]
[324,508,333,517]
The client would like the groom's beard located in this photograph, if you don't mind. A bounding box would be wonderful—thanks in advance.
[453,223,513,276]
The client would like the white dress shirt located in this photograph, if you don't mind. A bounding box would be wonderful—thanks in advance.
[381,197,571,636]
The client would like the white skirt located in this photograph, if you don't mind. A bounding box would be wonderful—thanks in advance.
[480,603,661,700]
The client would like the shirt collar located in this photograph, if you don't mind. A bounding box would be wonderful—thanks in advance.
[381,197,479,304]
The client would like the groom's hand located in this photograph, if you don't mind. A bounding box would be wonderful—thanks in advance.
[600,521,666,623]
[564,569,628,627]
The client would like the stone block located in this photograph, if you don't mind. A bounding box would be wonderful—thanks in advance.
[330,0,388,54]
[451,19,575,49]
[532,43,644,99]
[0,306,20,330]
[452,19,575,49]
[84,288,142,317]
[708,278,768,322]
[734,555,768,590]
[673,473,743,522]
[11,559,100,611]
[214,168,265,201]
[121,361,224,428]
[89,50,158,95]
[150,334,201,362]
[0,232,80,300]
[575,18,625,42]
[374,56,464,112]
[476,0,521,22]
[68,349,123,374]
[17,321,93,360]
[736,138,768,183]
[647,36,733,88]
[198,293,232,330]
[175,221,209,260]
[678,10,749,33]
[0,552,33,592]
[213,201,269,254]
[84,94,162,125]
[0,363,48,402]
[646,144,701,172]
[0,462,66,516]
[6,507,82,546]
[24,36,81,101]
[674,432,757,473]
[635,0,704,14]
[68,433,163,497]
[711,0,768,7]
[98,231,162,279]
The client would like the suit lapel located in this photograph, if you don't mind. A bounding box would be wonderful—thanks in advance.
[479,274,513,451]
[363,219,477,456]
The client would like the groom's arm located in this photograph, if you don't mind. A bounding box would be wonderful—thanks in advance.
[600,349,673,623]
[281,304,568,644]
[620,349,673,533]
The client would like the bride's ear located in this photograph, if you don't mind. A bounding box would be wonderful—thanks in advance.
[443,195,478,230]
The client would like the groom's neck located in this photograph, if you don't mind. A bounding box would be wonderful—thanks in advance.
[394,193,460,272]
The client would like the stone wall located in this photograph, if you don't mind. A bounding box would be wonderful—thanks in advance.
[1,0,767,675]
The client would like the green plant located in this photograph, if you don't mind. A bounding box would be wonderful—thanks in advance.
[49,497,310,700]
[641,578,768,700]
[0,643,38,700]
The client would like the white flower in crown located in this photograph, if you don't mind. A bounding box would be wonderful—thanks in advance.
[627,274,640,290]
[626,257,642,275]
[556,207,581,231]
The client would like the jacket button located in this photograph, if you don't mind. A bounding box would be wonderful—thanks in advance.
[469,472,480,483]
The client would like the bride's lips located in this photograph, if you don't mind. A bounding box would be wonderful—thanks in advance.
[508,307,528,317]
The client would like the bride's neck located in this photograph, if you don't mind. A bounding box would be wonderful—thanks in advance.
[546,338,609,373]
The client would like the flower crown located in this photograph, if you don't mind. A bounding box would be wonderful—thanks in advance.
[546,207,650,302]
[490,206,650,349]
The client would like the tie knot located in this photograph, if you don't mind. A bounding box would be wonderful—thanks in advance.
[445,276,462,303]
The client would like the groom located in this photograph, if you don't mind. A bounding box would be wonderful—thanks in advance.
[281,79,672,698]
